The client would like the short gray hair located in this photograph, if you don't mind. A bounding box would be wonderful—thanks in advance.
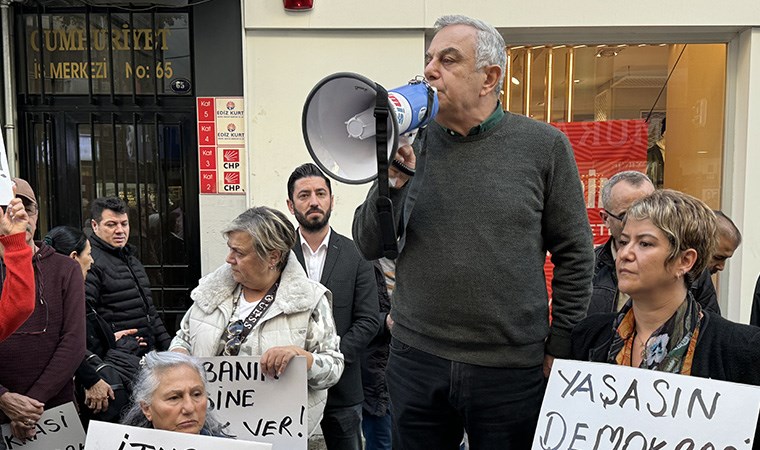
[222,206,296,271]
[121,351,229,437]
[434,15,506,96]
[600,171,654,209]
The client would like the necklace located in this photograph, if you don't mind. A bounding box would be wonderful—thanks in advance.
[634,331,649,360]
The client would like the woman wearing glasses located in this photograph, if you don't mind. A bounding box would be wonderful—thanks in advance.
[170,206,344,436]
[0,178,86,442]
[572,190,760,445]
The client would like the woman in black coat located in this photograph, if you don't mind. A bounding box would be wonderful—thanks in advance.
[571,190,760,447]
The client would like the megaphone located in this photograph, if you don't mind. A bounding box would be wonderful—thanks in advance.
[302,72,438,184]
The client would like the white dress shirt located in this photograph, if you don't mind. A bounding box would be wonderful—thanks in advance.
[300,228,331,282]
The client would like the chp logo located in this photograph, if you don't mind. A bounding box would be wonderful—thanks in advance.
[222,150,241,170]
[227,123,236,133]
[223,172,242,192]
[226,101,236,110]
[223,149,240,162]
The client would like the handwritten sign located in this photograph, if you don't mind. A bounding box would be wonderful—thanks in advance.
[200,356,308,450]
[0,402,85,450]
[533,359,760,450]
[85,421,271,449]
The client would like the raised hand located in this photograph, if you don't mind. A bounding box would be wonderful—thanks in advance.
[0,197,29,236]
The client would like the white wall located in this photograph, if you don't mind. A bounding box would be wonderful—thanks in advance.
[242,28,424,238]
[237,0,760,322]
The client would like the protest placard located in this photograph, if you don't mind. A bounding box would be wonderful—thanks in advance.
[84,421,272,449]
[199,355,308,449]
[533,359,760,450]
[0,402,85,450]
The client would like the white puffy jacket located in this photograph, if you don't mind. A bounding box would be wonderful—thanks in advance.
[170,252,344,436]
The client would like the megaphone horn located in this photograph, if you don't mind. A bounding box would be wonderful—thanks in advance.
[301,72,438,185]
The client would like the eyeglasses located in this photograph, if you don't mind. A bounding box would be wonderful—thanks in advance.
[25,204,38,216]
[222,319,244,356]
[13,298,48,335]
[604,209,626,222]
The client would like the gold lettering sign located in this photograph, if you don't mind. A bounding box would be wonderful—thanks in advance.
[29,26,170,52]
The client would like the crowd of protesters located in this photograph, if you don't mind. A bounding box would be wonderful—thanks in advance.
[1,13,759,450]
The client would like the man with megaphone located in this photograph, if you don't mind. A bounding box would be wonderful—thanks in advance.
[351,15,595,449]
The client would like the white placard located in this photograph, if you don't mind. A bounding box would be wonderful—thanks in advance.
[0,402,85,450]
[200,356,308,450]
[85,421,271,449]
[533,359,760,450]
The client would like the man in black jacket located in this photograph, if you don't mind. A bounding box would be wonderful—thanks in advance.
[287,163,380,450]
[589,171,655,315]
[85,197,171,355]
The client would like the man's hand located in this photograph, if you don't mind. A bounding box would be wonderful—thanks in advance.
[0,198,29,236]
[114,328,138,341]
[385,313,394,331]
[261,346,313,377]
[543,354,555,378]
[389,145,416,189]
[0,392,44,423]
[85,379,115,413]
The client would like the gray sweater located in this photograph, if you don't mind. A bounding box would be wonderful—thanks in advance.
[352,113,594,367]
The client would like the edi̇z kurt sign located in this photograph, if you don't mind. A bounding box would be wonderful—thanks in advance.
[197,97,246,194]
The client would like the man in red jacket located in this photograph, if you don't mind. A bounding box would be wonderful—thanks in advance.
[0,178,85,442]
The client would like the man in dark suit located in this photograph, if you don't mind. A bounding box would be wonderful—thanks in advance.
[287,163,379,450]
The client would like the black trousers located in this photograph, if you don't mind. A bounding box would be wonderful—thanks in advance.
[386,338,546,450]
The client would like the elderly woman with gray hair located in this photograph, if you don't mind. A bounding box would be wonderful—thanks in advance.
[122,351,228,436]
[170,206,344,436]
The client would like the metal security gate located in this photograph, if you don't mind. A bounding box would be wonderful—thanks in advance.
[15,6,199,333]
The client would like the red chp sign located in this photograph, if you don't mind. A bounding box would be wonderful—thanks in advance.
[197,97,246,194]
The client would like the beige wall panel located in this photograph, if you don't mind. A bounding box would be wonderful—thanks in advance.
[245,0,760,30]
[244,1,424,29]
[244,30,425,238]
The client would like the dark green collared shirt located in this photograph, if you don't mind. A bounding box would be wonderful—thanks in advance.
[444,101,505,137]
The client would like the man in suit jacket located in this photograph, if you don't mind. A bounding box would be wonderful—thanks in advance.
[287,163,380,450]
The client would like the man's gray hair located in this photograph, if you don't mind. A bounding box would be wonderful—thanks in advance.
[600,171,654,209]
[121,351,229,436]
[434,15,506,95]
[222,206,296,272]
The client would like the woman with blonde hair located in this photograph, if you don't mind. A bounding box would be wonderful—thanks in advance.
[572,189,760,446]
[170,206,343,436]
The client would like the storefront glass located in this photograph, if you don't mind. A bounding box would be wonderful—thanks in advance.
[504,43,727,210]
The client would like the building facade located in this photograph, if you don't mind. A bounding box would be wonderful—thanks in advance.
[1,0,758,328]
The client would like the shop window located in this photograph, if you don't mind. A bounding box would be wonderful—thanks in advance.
[504,43,726,211]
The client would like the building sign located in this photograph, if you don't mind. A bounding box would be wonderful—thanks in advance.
[22,13,191,95]
[197,97,247,194]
